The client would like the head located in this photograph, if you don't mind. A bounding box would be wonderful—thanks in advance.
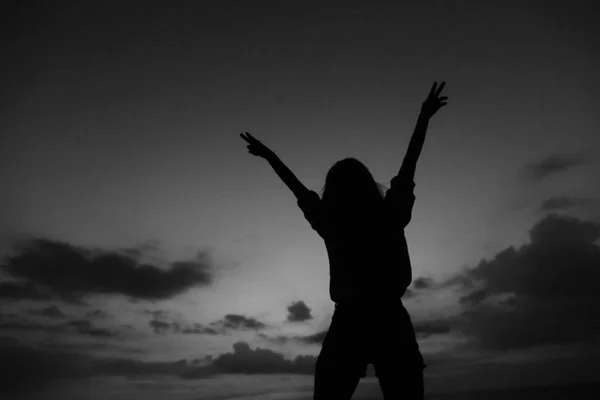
[320,158,386,222]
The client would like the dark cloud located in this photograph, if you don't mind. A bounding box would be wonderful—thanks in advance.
[143,309,171,319]
[413,320,453,338]
[522,153,587,181]
[148,315,223,336]
[412,276,435,290]
[148,313,268,335]
[0,340,187,396]
[257,332,291,344]
[66,319,117,337]
[93,357,191,378]
[180,323,221,335]
[401,276,445,299]
[0,339,317,396]
[1,312,124,338]
[183,341,316,378]
[540,196,583,211]
[539,196,599,213]
[426,214,600,352]
[296,330,327,345]
[0,317,63,333]
[286,300,313,322]
[0,342,89,396]
[149,318,176,335]
[0,237,214,303]
[85,309,110,319]
[214,314,267,331]
[258,329,327,345]
[0,281,51,301]
[28,305,67,319]
[95,341,317,379]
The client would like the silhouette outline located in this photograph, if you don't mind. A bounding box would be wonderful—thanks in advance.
[240,81,448,400]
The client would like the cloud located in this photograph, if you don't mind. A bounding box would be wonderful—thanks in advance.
[539,196,599,212]
[28,305,67,319]
[522,153,587,181]
[148,318,221,335]
[296,330,327,344]
[66,319,118,337]
[286,301,313,322]
[0,341,89,396]
[0,281,51,301]
[85,309,110,319]
[0,316,63,333]
[179,323,221,335]
[258,329,327,345]
[183,341,316,378]
[422,214,600,352]
[146,312,235,336]
[257,332,291,344]
[413,320,453,339]
[412,277,435,290]
[149,318,175,335]
[214,314,267,331]
[0,237,214,303]
[1,311,125,338]
[0,338,319,396]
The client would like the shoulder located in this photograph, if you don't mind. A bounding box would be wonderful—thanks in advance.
[297,189,321,208]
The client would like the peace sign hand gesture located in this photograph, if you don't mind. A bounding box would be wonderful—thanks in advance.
[240,132,274,159]
[420,81,448,120]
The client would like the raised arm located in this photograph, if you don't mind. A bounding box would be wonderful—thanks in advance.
[240,132,309,199]
[398,81,448,181]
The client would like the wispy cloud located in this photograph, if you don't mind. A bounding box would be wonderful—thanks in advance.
[1,312,129,338]
[146,312,268,336]
[539,196,600,213]
[521,153,588,181]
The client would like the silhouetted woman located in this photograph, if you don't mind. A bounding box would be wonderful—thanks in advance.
[240,82,448,400]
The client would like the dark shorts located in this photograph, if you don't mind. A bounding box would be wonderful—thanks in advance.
[316,300,425,378]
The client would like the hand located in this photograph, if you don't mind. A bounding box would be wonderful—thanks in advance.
[240,132,274,159]
[420,81,448,119]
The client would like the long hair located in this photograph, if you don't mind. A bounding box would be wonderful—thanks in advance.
[319,158,387,227]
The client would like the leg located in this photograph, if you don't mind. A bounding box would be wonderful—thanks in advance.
[313,305,365,400]
[314,361,360,400]
[371,303,425,399]
[378,369,424,400]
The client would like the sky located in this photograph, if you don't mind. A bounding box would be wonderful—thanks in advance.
[1,1,599,399]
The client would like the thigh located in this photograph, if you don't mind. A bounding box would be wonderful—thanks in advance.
[314,359,360,400]
[313,308,367,399]
[378,369,424,400]
[319,307,369,377]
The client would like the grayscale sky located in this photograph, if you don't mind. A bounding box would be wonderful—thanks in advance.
[1,1,599,399]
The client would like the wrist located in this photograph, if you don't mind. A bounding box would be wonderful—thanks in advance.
[418,109,431,121]
[263,150,276,161]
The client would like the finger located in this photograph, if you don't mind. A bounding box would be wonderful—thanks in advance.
[240,133,251,143]
[245,133,259,144]
[428,81,437,97]
[435,81,446,96]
